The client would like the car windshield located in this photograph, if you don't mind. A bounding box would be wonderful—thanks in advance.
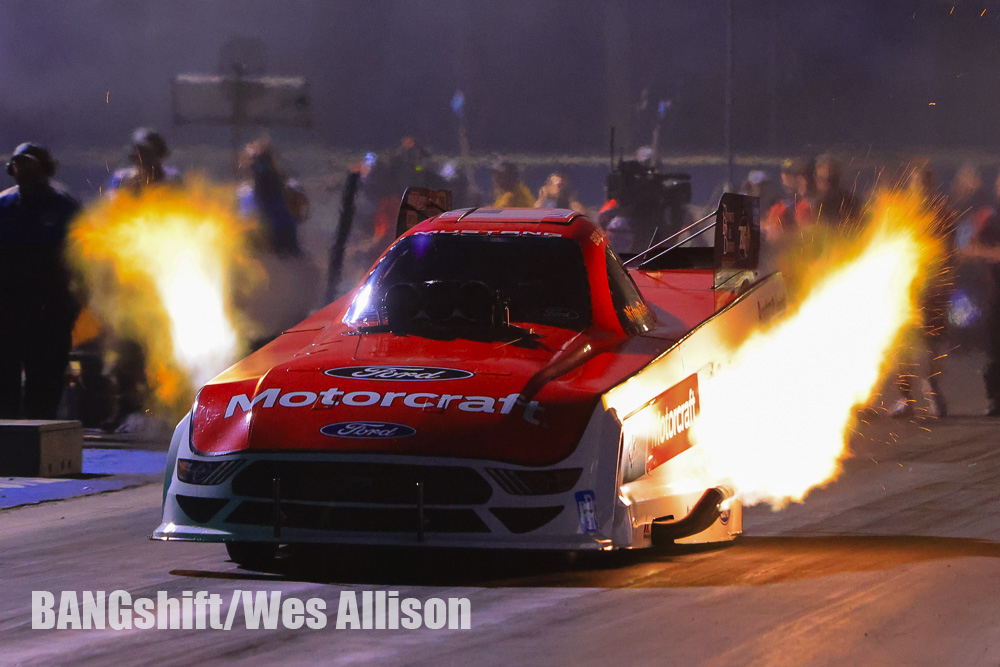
[344,233,592,331]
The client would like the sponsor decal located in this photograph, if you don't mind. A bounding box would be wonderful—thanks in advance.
[223,388,545,425]
[575,490,598,534]
[714,193,759,269]
[757,293,786,322]
[320,422,417,439]
[324,366,474,381]
[542,307,579,320]
[624,373,699,477]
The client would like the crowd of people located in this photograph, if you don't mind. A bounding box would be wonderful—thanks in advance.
[6,133,1000,426]
[750,155,862,242]
[746,155,1000,418]
[0,130,310,428]
[346,139,589,274]
[358,144,1000,420]
[0,132,588,427]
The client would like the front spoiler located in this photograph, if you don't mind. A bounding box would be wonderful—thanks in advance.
[154,407,627,552]
[151,522,615,551]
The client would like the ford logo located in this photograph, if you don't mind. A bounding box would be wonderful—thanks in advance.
[320,422,417,439]
[543,307,580,320]
[324,366,474,381]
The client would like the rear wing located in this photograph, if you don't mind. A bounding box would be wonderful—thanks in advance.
[622,192,760,289]
[396,187,453,237]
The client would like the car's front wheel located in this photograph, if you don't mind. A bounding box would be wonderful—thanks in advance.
[225,541,279,570]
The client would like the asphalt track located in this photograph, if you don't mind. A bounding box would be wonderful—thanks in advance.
[3,356,1000,665]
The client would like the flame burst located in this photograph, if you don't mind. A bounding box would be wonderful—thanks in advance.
[68,179,260,417]
[688,190,944,508]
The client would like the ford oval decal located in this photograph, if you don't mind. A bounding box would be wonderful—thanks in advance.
[321,422,417,439]
[324,366,474,381]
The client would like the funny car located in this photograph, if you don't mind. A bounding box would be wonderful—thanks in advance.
[153,189,786,567]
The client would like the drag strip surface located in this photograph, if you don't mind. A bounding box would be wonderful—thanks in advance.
[3,419,1000,666]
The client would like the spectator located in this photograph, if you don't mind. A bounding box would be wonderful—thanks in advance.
[237,137,309,257]
[100,128,182,430]
[814,154,859,227]
[740,170,783,216]
[349,138,446,279]
[363,137,447,240]
[947,163,995,350]
[234,138,320,351]
[891,163,952,418]
[398,137,444,186]
[491,161,534,208]
[763,157,816,242]
[950,163,992,214]
[0,143,81,419]
[960,169,1000,416]
[107,128,181,194]
[439,160,479,209]
[535,171,586,212]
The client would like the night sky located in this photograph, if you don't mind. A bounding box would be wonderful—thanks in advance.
[0,0,997,156]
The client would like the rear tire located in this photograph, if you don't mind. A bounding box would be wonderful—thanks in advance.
[225,541,278,569]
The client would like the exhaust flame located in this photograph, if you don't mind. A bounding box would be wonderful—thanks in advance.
[687,190,944,508]
[68,179,261,417]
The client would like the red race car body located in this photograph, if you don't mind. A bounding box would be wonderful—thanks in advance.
[154,195,786,561]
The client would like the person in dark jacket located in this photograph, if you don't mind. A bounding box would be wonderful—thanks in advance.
[891,163,953,418]
[99,128,182,431]
[0,143,80,418]
[961,170,1000,416]
[237,138,308,257]
[814,154,859,227]
[107,128,181,194]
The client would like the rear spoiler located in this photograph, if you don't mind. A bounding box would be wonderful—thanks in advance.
[622,192,760,288]
[396,187,453,237]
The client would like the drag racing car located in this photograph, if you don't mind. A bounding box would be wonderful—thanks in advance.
[153,188,786,567]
